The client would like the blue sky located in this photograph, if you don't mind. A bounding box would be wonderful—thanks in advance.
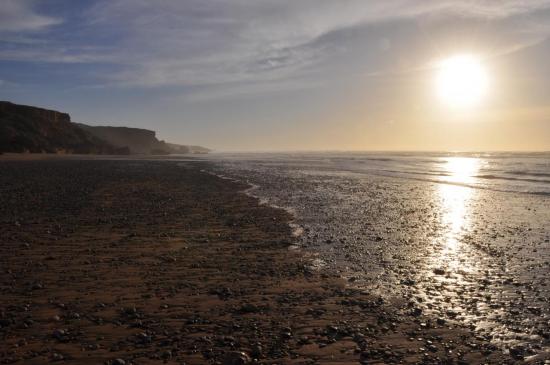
[1,0,550,151]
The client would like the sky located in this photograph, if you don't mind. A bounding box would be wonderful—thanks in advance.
[1,0,550,151]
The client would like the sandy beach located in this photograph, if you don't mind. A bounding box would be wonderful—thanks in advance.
[3,0,550,363]
[0,159,518,364]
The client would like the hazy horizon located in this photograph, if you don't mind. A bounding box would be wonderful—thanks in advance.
[206,148,550,153]
[1,1,550,151]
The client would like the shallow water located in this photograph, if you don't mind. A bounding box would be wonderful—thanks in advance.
[203,152,550,358]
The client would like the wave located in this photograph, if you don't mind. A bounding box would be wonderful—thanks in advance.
[509,170,550,178]
[476,174,550,184]
[376,168,450,178]
[369,171,550,196]
[206,152,550,196]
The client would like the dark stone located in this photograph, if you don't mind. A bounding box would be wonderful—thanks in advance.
[222,351,251,365]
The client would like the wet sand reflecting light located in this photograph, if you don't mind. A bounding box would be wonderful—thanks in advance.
[431,158,481,278]
[438,157,480,249]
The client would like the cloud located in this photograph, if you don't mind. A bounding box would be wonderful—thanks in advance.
[3,0,550,97]
[0,0,61,32]
[0,48,115,64]
[81,0,550,88]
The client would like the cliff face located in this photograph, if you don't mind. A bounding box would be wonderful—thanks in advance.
[79,126,212,155]
[0,101,210,155]
[186,145,211,154]
[0,101,127,154]
[76,124,171,154]
[166,143,210,154]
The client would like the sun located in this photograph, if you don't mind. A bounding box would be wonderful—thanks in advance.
[435,54,489,108]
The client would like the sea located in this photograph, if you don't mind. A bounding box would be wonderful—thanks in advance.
[197,151,550,359]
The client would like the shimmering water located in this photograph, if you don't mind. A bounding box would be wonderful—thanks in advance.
[208,151,550,195]
[202,152,550,359]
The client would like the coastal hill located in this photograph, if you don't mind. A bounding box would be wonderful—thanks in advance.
[76,125,210,155]
[0,101,209,155]
[0,101,126,154]
[76,124,172,155]
[166,142,210,154]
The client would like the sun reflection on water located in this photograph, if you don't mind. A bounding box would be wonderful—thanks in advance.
[442,157,480,185]
[434,157,480,267]
[418,157,484,321]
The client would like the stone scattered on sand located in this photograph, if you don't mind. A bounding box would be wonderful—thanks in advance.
[222,351,251,365]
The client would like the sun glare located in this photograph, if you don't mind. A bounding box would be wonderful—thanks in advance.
[435,54,489,108]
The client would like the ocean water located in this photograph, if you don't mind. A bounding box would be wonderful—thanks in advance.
[202,152,550,359]
[208,151,550,195]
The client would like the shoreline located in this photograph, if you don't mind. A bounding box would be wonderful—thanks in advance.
[0,159,513,364]
[202,170,305,239]
[208,154,550,361]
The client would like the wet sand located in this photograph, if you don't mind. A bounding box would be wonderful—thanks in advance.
[209,154,550,363]
[0,159,517,364]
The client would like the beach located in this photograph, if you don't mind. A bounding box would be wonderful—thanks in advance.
[3,1,550,363]
[207,152,550,362]
[0,158,518,364]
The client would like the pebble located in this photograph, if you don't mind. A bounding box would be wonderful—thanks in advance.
[222,351,251,365]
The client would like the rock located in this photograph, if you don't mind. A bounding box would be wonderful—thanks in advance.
[222,351,251,365]
[427,344,438,352]
[446,310,458,318]
[238,303,260,314]
[251,343,263,358]
[281,331,292,339]
[123,306,137,315]
[112,359,126,365]
[0,318,12,328]
[509,345,525,360]
[433,268,445,275]
[52,329,67,341]
[135,332,152,344]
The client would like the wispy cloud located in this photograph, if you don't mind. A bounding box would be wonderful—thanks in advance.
[82,0,550,88]
[0,48,115,64]
[0,0,62,32]
[2,0,550,96]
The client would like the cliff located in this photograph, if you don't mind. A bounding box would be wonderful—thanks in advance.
[0,101,127,154]
[77,125,211,155]
[0,101,210,155]
[166,143,211,154]
[76,124,171,155]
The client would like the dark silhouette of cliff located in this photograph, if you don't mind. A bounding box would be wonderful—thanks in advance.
[0,101,209,155]
[76,124,172,155]
[0,101,128,154]
[166,143,210,154]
